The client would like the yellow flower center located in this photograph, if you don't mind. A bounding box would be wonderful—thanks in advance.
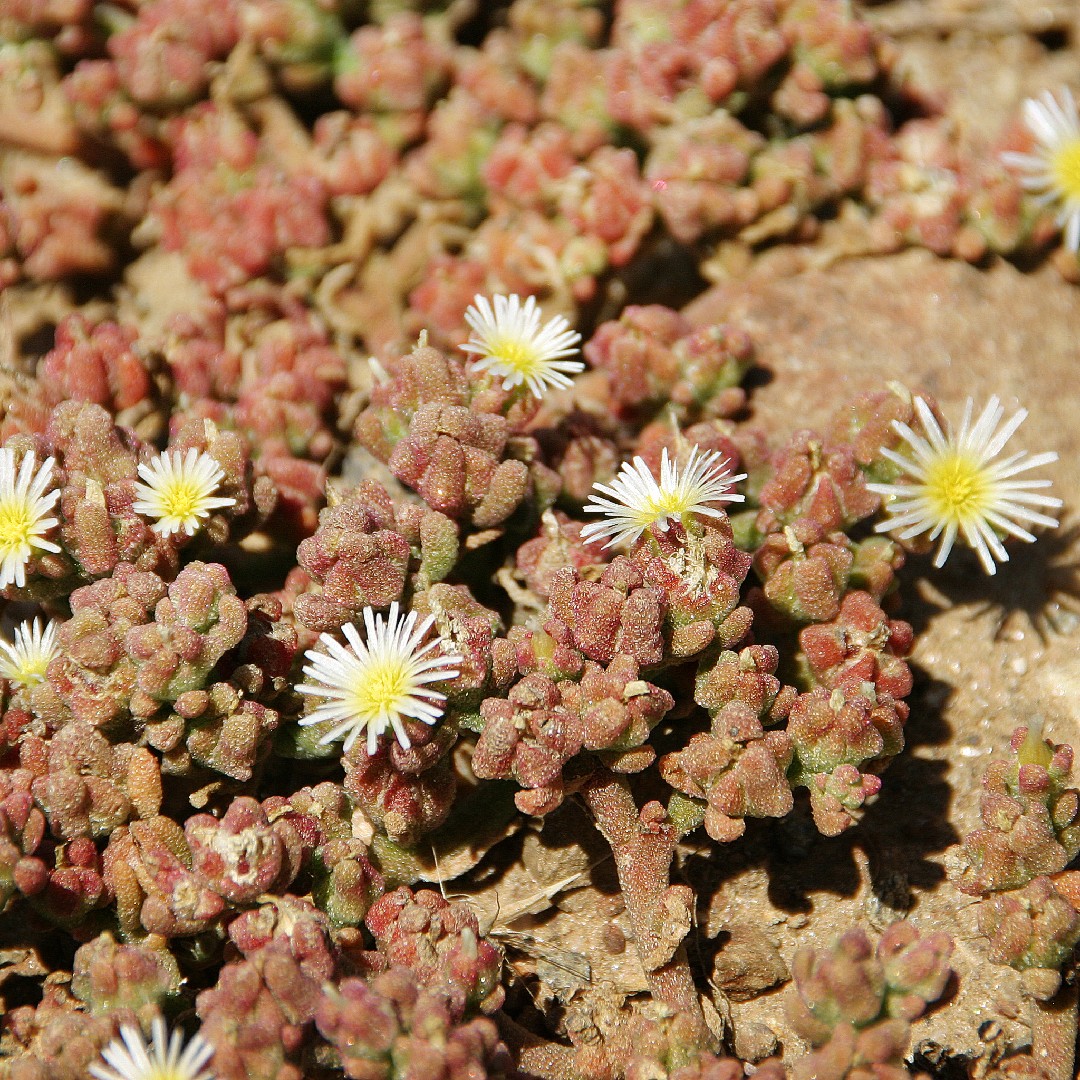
[14,658,48,685]
[492,337,540,377]
[140,1067,191,1080]
[0,501,35,556]
[1051,138,1080,201]
[352,657,410,719]
[160,479,206,523]
[629,488,695,530]
[924,452,991,525]
[649,491,689,518]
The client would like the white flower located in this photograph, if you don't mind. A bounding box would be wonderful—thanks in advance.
[0,618,59,688]
[460,293,584,397]
[90,1017,214,1080]
[866,396,1062,575]
[132,449,236,538]
[580,446,746,549]
[1001,88,1080,251]
[0,448,61,590]
[297,602,463,755]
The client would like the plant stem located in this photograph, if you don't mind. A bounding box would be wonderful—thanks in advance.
[580,768,713,1047]
[1031,978,1078,1080]
[496,1014,579,1080]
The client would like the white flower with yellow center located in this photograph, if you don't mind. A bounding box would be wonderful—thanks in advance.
[866,396,1061,575]
[133,448,236,538]
[0,448,61,590]
[90,1017,214,1080]
[1001,88,1080,251]
[0,618,59,688]
[460,293,584,397]
[297,602,463,755]
[580,446,746,549]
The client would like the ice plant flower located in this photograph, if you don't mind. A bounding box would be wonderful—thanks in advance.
[866,396,1062,575]
[0,448,61,591]
[581,446,745,549]
[0,618,59,688]
[90,1016,214,1080]
[1001,88,1080,251]
[297,602,463,755]
[461,293,584,397]
[132,448,236,538]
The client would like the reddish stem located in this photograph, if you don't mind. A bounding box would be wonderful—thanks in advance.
[580,768,712,1047]
[496,1014,579,1080]
[1031,978,1078,1080]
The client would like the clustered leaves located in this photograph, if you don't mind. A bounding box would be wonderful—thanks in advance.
[0,295,947,1078]
[785,923,953,1080]
[0,0,1073,1078]
[948,727,1080,981]
[0,305,944,1075]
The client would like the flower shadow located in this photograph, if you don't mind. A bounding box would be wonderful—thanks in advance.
[901,517,1080,644]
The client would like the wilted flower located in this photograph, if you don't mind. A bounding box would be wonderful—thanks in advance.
[90,1017,214,1080]
[581,446,745,549]
[0,617,59,687]
[297,602,463,754]
[866,396,1061,574]
[461,293,584,397]
[132,449,236,538]
[0,448,60,590]
[1002,88,1080,251]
